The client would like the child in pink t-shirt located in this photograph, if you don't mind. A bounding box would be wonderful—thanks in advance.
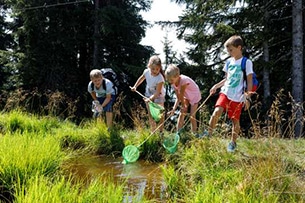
[165,64,202,135]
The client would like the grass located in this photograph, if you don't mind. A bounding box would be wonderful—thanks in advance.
[0,109,304,202]
[161,138,305,202]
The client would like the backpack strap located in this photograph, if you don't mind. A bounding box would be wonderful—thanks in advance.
[241,56,248,91]
[241,56,248,79]
[102,79,117,95]
[91,82,94,91]
[90,80,107,92]
[225,60,230,71]
[102,79,106,91]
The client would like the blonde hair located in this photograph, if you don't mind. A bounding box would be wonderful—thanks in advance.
[165,64,180,79]
[147,55,162,68]
[89,69,103,79]
[224,35,244,48]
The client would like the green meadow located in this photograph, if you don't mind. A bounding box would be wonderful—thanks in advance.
[0,110,304,202]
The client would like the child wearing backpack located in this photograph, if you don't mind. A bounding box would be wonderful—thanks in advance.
[207,35,255,152]
[131,55,165,133]
[88,69,116,128]
[165,64,202,136]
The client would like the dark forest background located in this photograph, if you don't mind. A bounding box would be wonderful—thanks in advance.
[0,0,304,136]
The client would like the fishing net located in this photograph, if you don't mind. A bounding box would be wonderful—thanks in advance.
[149,102,164,122]
[162,132,180,154]
[122,145,140,164]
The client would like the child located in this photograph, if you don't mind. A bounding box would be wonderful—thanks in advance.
[165,64,201,135]
[131,55,165,133]
[208,35,254,152]
[88,69,116,128]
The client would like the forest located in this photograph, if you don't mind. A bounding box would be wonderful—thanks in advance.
[0,0,304,137]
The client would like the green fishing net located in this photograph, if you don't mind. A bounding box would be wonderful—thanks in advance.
[122,145,140,164]
[162,133,180,154]
[149,102,164,122]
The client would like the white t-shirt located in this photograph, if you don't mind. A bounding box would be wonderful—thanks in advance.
[143,68,165,98]
[220,57,254,102]
[87,78,116,98]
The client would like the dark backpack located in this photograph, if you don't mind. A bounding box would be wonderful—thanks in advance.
[226,56,258,92]
[91,68,119,95]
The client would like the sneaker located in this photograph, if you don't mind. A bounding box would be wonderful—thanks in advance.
[194,130,209,138]
[227,141,237,152]
[201,130,209,138]
[194,133,202,138]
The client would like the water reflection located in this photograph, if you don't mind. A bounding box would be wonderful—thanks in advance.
[64,154,166,201]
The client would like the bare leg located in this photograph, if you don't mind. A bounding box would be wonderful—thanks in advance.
[105,112,113,128]
[177,112,185,132]
[231,119,240,143]
[190,103,199,133]
[208,106,224,135]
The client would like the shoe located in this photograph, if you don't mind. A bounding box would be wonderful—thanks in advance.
[195,130,209,139]
[227,141,236,152]
[201,130,209,138]
[194,133,202,138]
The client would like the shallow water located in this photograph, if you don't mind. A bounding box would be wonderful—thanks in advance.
[64,154,166,201]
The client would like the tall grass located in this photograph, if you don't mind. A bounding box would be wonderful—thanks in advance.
[1,99,305,203]
[0,132,64,201]
[14,175,134,203]
[162,138,305,202]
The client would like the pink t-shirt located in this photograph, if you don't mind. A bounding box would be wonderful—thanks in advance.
[172,75,201,105]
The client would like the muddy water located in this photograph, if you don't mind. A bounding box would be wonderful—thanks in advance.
[64,154,166,201]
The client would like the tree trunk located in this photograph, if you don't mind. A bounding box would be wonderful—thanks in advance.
[93,0,100,69]
[263,42,270,103]
[262,9,271,107]
[292,0,303,138]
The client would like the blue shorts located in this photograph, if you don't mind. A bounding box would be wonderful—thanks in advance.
[97,95,116,112]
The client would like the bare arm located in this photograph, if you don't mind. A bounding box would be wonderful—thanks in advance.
[210,76,226,95]
[91,92,97,100]
[101,93,111,107]
[246,73,253,94]
[131,74,145,91]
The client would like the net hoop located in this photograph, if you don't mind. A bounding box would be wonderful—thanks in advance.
[149,102,164,122]
[162,133,180,154]
[122,145,140,164]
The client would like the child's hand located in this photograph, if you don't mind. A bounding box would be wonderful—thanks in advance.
[167,109,175,116]
[97,104,103,113]
[93,100,100,105]
[143,97,151,103]
[244,98,251,111]
[210,86,217,95]
[130,86,136,92]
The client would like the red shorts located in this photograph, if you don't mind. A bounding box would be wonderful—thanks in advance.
[215,93,243,121]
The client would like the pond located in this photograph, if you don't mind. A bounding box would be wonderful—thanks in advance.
[64,154,166,202]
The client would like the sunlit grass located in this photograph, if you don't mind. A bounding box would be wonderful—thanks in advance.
[0,108,305,202]
[14,175,128,203]
[162,137,305,202]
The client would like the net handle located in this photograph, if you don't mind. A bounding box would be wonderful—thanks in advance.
[179,93,212,131]
[129,86,150,101]
[137,115,172,148]
[129,87,170,147]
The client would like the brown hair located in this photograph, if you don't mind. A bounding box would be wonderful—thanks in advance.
[224,35,244,48]
[147,55,165,79]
